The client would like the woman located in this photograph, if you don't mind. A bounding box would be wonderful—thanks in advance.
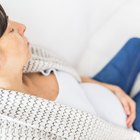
[0,4,139,132]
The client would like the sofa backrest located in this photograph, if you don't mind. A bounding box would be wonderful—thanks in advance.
[1,0,128,68]
[77,0,140,76]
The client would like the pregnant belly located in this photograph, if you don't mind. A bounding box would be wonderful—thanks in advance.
[80,83,128,128]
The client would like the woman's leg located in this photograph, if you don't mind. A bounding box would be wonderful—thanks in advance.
[133,91,140,131]
[93,37,140,95]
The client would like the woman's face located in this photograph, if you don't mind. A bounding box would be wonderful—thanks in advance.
[0,19,31,68]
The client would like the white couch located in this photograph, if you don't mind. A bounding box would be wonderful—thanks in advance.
[2,0,140,95]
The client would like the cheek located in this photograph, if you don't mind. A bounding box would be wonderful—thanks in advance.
[0,33,29,60]
[14,36,28,54]
[18,41,31,61]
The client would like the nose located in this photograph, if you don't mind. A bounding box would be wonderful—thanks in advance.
[17,23,26,36]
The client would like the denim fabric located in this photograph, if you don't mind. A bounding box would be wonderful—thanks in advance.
[133,92,140,131]
[92,37,140,132]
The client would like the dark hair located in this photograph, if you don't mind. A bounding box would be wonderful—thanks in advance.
[0,4,8,37]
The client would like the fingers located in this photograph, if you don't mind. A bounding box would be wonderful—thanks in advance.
[120,97,131,116]
[126,99,136,128]
[119,95,136,128]
[107,85,136,128]
[127,115,134,128]
[126,111,136,128]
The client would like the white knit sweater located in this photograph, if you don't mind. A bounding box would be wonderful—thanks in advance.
[0,44,139,140]
[23,45,81,82]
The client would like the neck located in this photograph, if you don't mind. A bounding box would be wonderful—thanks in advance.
[0,69,27,92]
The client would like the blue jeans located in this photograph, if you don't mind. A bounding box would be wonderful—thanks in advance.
[92,37,140,132]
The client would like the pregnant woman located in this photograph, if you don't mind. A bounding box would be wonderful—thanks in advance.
[0,4,140,134]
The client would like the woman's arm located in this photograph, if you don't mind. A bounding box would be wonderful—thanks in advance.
[81,76,107,85]
[81,76,136,128]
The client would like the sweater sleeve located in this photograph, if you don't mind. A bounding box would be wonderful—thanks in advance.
[0,89,139,140]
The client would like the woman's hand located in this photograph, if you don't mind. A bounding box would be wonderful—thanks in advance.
[81,76,136,128]
[103,83,136,128]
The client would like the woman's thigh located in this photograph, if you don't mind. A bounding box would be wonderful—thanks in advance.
[93,37,140,95]
[133,91,140,131]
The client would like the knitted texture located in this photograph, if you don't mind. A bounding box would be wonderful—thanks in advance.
[0,45,139,139]
[0,89,139,140]
[23,45,81,82]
